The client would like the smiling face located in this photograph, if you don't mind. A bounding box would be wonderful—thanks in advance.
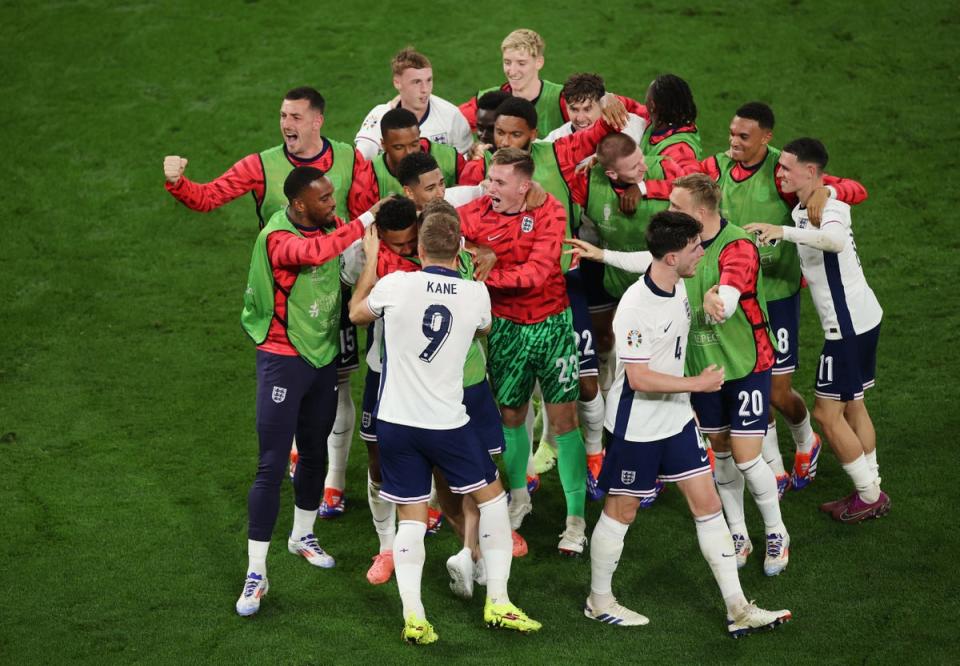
[567,97,602,131]
[776,150,815,195]
[502,48,543,92]
[279,98,323,157]
[381,126,422,171]
[605,148,648,185]
[393,66,433,114]
[728,115,771,166]
[403,168,446,209]
[486,163,530,213]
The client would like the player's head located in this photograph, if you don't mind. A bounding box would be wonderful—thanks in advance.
[280,87,325,156]
[501,29,545,91]
[391,47,433,111]
[494,97,538,150]
[646,211,704,277]
[779,137,829,194]
[487,147,534,213]
[562,73,606,131]
[418,212,461,265]
[729,101,775,165]
[419,198,458,224]
[380,108,422,170]
[398,152,445,209]
[669,173,722,224]
[645,74,697,128]
[375,195,420,257]
[596,133,647,184]
[477,90,510,145]
[284,166,335,227]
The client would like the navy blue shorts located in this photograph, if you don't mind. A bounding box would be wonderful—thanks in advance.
[767,293,801,375]
[598,420,711,499]
[566,268,599,377]
[464,380,505,454]
[337,283,360,374]
[580,258,617,313]
[814,324,880,402]
[360,368,380,442]
[377,421,500,503]
[692,369,771,438]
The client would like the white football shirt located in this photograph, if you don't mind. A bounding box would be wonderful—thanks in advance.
[791,200,882,340]
[367,266,491,429]
[355,95,473,160]
[605,272,696,442]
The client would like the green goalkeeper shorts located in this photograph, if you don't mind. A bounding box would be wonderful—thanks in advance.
[487,308,580,407]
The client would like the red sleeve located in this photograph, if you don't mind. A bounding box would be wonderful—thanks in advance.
[454,151,466,184]
[457,199,482,241]
[559,95,569,122]
[347,156,379,219]
[569,169,589,206]
[660,141,701,176]
[822,173,868,205]
[267,218,365,268]
[165,154,263,212]
[459,158,485,186]
[485,200,564,289]
[554,118,614,187]
[717,239,760,294]
[459,97,479,131]
[615,95,651,124]
[643,156,715,201]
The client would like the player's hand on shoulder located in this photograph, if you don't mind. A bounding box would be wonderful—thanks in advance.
[695,364,725,392]
[468,141,491,161]
[163,156,188,185]
[806,187,830,227]
[575,154,598,176]
[524,182,547,209]
[618,183,642,215]
[563,237,603,263]
[600,93,628,131]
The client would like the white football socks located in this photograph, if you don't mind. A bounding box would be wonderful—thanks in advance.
[865,449,879,477]
[394,520,427,619]
[324,380,355,491]
[713,452,747,537]
[761,422,786,476]
[843,454,881,503]
[694,510,746,614]
[737,454,786,533]
[589,511,629,608]
[477,493,513,605]
[788,411,817,454]
[579,392,605,456]
[368,472,396,553]
[247,539,269,576]
[291,505,317,541]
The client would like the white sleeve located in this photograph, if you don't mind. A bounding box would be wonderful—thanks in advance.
[366,274,395,318]
[444,185,484,208]
[451,109,474,155]
[340,239,365,286]
[543,123,571,143]
[355,107,384,160]
[717,285,742,321]
[624,113,647,144]
[613,306,655,363]
[603,249,653,274]
[476,284,492,330]
[782,222,847,253]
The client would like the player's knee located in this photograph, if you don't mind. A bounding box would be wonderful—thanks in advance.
[812,401,841,433]
[579,376,599,400]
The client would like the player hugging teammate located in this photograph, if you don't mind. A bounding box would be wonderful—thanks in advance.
[163,26,886,644]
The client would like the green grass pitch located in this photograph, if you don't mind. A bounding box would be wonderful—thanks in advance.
[1,1,958,663]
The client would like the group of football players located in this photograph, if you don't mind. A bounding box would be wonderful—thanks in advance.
[163,28,887,643]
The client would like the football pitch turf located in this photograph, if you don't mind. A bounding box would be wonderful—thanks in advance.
[2,1,958,663]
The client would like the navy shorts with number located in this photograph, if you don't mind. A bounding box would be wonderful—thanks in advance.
[692,369,771,438]
[360,368,380,442]
[566,268,599,377]
[767,293,801,375]
[598,420,711,500]
[814,324,880,402]
[580,258,617,313]
[337,283,360,373]
[377,421,500,503]
[464,379,505,454]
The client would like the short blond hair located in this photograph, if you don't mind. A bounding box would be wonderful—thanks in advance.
[419,213,461,261]
[673,173,722,212]
[501,29,544,58]
[392,47,431,76]
[419,198,457,223]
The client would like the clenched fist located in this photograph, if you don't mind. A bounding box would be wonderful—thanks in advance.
[163,156,188,185]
